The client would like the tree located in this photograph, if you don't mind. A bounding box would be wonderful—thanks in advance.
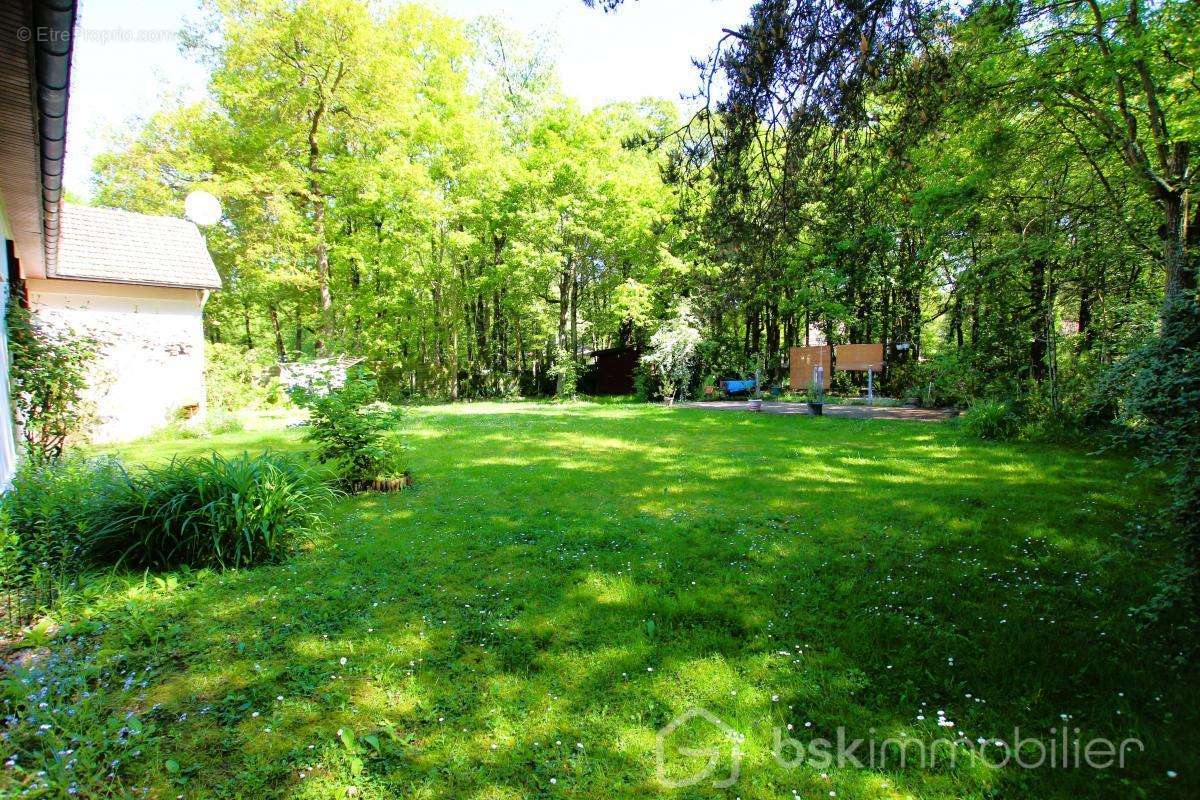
[642,301,703,404]
[96,1,678,399]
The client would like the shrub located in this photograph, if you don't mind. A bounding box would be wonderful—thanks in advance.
[205,408,246,435]
[1105,293,1200,616]
[292,376,399,487]
[0,457,125,628]
[88,452,333,570]
[641,302,702,403]
[1,452,333,630]
[960,399,1020,441]
[6,297,101,460]
[549,346,578,399]
[693,334,758,386]
[633,362,657,402]
[908,351,975,407]
[206,344,282,412]
[1014,385,1095,444]
[160,407,246,440]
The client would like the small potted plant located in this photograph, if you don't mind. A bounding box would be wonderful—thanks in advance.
[805,384,824,415]
[746,370,764,411]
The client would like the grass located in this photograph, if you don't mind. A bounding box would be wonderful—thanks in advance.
[3,401,1195,799]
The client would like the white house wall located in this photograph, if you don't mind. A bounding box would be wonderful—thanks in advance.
[0,206,22,487]
[26,278,209,443]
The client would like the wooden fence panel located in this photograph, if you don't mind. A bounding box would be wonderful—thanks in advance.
[789,345,831,390]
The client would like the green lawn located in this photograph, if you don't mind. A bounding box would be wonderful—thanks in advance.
[8,402,1195,799]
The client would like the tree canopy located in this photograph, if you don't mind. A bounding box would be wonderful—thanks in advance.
[94,0,1197,479]
[96,0,680,398]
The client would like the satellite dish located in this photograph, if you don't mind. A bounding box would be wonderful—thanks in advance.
[184,190,222,226]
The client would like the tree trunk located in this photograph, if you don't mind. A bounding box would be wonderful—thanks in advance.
[307,90,334,352]
[569,268,580,361]
[314,201,333,351]
[1077,260,1102,354]
[881,279,892,384]
[1162,191,1197,308]
[1028,257,1049,382]
[270,305,286,361]
[556,257,574,394]
[557,260,571,353]
[242,303,254,350]
[294,307,304,355]
[493,289,506,392]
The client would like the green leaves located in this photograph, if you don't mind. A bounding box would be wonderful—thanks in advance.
[92,1,677,396]
[45,452,336,571]
[292,374,401,488]
[6,297,101,462]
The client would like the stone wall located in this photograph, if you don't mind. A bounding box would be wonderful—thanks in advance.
[26,277,209,442]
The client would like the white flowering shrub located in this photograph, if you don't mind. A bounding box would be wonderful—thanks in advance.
[279,357,361,397]
[641,302,703,404]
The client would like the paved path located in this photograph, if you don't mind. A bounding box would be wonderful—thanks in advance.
[677,400,956,421]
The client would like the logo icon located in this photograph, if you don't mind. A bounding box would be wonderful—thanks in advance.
[656,708,743,788]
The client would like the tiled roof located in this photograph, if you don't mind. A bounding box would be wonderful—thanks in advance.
[53,204,222,290]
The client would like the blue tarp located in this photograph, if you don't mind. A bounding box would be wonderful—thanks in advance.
[724,379,757,394]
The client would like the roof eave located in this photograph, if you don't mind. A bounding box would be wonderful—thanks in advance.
[33,0,78,275]
[45,274,223,292]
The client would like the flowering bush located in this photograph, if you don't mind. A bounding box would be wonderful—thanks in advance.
[641,302,702,404]
[279,357,360,397]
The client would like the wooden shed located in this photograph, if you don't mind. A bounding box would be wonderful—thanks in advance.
[580,346,641,395]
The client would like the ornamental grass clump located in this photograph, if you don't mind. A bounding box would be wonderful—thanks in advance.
[88,452,334,570]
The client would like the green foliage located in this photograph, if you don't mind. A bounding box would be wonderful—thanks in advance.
[1108,294,1200,610]
[1011,383,1095,445]
[82,0,1198,621]
[0,632,164,797]
[292,377,398,487]
[6,298,100,460]
[549,347,578,399]
[204,408,246,436]
[94,2,677,398]
[88,452,333,570]
[160,407,247,441]
[960,398,1020,441]
[206,343,280,412]
[631,361,655,402]
[0,457,124,627]
[694,336,760,388]
[1,451,330,628]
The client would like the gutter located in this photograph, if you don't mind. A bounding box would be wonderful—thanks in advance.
[33,274,223,292]
[32,0,78,274]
